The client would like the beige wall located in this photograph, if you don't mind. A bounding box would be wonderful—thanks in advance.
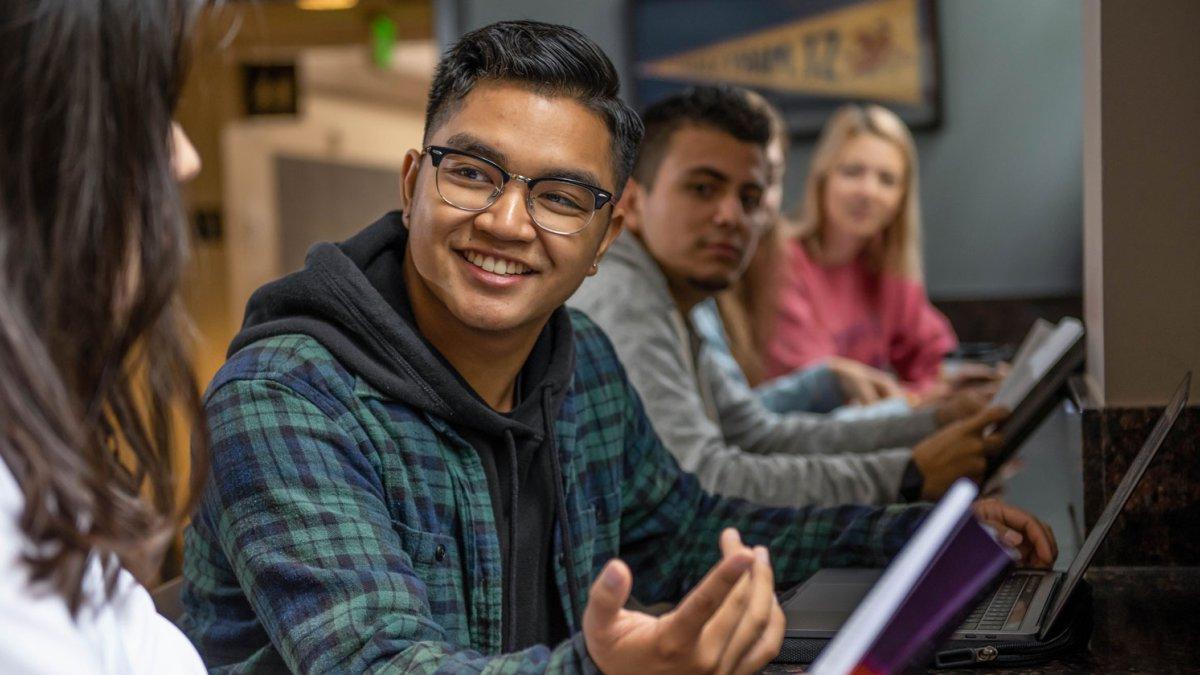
[221,95,424,338]
[176,2,431,212]
[1083,0,1200,406]
[174,4,432,387]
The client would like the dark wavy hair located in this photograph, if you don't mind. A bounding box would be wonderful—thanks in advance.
[425,20,644,196]
[633,85,773,189]
[0,0,208,613]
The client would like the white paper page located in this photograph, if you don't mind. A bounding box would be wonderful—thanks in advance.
[808,480,979,675]
[990,319,1054,410]
[1010,319,1055,369]
[990,318,1083,411]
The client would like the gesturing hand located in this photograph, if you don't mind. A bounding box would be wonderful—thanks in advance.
[912,406,1009,500]
[583,528,785,675]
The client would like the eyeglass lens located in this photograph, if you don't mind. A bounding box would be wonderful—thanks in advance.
[435,153,596,234]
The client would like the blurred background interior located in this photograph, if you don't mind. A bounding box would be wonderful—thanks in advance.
[174,0,1198,571]
[180,0,1085,387]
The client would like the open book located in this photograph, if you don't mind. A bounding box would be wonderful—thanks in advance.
[991,317,1084,411]
[808,480,1015,675]
[985,317,1085,474]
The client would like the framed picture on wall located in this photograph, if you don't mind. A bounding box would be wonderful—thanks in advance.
[628,0,942,137]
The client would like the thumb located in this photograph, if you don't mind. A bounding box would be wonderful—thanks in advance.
[583,559,632,638]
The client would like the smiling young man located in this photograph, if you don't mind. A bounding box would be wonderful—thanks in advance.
[181,24,1056,674]
[571,87,1016,508]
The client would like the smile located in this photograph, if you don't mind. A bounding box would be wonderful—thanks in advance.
[461,250,534,276]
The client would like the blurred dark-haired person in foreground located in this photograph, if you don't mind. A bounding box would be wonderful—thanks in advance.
[0,1,208,672]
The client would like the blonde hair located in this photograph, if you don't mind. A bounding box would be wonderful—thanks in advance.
[790,104,924,281]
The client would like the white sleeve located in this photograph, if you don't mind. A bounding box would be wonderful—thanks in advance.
[106,570,207,675]
[0,459,204,674]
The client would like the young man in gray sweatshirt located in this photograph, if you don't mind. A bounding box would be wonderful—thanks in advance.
[570,87,1005,508]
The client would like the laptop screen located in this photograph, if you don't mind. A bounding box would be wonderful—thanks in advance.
[1040,372,1191,636]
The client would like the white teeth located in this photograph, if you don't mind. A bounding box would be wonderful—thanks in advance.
[463,251,529,276]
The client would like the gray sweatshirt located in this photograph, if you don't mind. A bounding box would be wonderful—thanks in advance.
[569,232,937,507]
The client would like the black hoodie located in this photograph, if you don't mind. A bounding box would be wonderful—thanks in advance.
[229,211,574,650]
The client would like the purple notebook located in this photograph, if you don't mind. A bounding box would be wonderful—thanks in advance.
[810,480,1016,674]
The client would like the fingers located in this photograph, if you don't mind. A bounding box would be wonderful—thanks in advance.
[868,372,904,401]
[974,501,1059,568]
[935,390,989,427]
[1042,516,1059,562]
[718,547,782,675]
[734,594,785,675]
[965,389,990,413]
[856,377,881,405]
[1004,510,1056,567]
[844,374,877,405]
[664,543,755,646]
[990,521,1028,552]
[831,358,903,406]
[949,362,1002,387]
[1022,517,1057,567]
[957,406,1010,434]
[719,527,744,558]
[981,431,1005,457]
[583,559,633,642]
[698,563,755,670]
[973,381,1001,400]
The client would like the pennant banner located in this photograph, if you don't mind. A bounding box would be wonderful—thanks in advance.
[639,0,924,104]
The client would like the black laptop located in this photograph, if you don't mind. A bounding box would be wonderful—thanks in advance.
[779,372,1190,668]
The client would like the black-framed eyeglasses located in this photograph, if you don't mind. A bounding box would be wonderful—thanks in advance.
[423,145,613,236]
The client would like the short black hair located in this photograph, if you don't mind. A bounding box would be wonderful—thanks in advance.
[424,20,643,196]
[633,86,773,189]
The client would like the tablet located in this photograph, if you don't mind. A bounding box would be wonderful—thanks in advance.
[987,318,1085,476]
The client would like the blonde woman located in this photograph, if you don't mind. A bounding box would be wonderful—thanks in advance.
[764,104,957,395]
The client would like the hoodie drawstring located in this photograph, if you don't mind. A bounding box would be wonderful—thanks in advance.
[543,388,582,630]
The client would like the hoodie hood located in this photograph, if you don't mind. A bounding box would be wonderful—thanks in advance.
[229,210,576,440]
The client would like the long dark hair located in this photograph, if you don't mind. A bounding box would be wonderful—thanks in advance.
[0,0,208,612]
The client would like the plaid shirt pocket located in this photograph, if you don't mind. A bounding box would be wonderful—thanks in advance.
[392,520,469,646]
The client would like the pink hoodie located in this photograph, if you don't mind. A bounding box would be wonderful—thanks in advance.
[765,239,957,390]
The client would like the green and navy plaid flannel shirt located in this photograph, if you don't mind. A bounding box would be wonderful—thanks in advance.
[181,310,926,673]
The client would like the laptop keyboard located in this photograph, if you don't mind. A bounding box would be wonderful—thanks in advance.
[960,573,1039,632]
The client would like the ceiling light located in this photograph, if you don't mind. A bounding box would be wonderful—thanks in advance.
[296,0,359,10]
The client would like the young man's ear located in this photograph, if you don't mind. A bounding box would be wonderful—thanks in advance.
[398,148,424,227]
[588,200,625,277]
[616,178,644,236]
